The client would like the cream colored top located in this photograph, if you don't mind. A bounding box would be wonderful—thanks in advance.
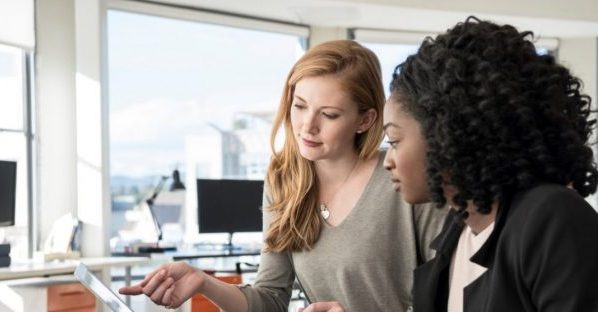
[448,222,495,312]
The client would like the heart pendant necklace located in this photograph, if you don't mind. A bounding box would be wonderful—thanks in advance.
[320,158,359,221]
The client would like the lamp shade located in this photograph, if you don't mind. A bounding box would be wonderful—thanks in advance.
[169,169,185,191]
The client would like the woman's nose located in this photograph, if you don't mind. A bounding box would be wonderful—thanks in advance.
[303,113,319,134]
[383,153,394,170]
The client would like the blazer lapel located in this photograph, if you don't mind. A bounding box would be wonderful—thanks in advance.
[463,273,488,312]
[470,196,513,268]
[413,210,465,312]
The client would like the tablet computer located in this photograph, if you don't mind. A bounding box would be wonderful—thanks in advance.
[74,262,134,312]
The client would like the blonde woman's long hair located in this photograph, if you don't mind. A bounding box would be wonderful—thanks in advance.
[264,40,385,252]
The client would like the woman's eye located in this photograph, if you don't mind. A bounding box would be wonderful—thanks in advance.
[386,140,400,148]
[293,103,305,109]
[323,113,339,119]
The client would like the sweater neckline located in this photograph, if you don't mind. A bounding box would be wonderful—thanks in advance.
[322,151,384,229]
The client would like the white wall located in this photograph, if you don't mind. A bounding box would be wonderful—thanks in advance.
[36,0,78,249]
[559,37,598,208]
[310,27,349,47]
[559,38,598,106]
[36,0,109,257]
[0,0,34,48]
[75,0,110,257]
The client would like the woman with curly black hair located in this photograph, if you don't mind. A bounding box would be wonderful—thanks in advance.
[383,16,598,311]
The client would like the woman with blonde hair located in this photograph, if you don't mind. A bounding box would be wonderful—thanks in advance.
[120,40,445,312]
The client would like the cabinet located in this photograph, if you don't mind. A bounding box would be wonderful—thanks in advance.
[47,282,95,312]
[191,275,242,312]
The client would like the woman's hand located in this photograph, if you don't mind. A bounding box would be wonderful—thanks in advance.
[119,261,207,309]
[299,301,345,312]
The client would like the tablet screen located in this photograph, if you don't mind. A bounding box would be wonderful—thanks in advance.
[74,263,133,312]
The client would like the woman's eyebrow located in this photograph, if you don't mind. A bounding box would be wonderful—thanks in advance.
[293,95,306,102]
[383,122,401,130]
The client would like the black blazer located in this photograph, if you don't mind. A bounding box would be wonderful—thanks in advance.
[413,184,598,312]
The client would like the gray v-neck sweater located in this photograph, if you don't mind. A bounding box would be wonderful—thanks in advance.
[240,152,447,311]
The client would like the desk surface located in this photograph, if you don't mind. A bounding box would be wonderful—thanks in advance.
[0,257,149,281]
[112,247,261,260]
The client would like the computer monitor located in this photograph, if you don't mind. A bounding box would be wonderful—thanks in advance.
[0,161,17,227]
[196,179,263,235]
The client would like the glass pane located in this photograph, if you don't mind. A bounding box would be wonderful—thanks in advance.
[536,47,549,55]
[361,42,419,149]
[0,132,28,259]
[361,42,419,97]
[0,44,24,130]
[107,10,305,241]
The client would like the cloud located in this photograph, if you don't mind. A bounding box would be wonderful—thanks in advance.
[109,96,279,177]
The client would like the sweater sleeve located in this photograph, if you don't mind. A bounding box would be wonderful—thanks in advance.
[238,184,294,312]
[412,202,449,263]
[519,188,598,311]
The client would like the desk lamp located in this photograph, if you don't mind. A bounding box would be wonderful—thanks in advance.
[142,169,185,253]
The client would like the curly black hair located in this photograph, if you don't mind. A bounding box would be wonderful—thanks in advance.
[390,16,598,213]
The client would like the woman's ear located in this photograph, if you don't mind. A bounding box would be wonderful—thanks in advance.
[357,108,377,133]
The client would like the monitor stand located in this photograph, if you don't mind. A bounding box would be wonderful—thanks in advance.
[222,232,241,252]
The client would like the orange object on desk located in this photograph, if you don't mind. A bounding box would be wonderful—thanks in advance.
[191,275,243,312]
[47,282,96,312]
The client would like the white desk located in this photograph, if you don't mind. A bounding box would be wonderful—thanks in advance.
[0,257,148,281]
[0,257,148,311]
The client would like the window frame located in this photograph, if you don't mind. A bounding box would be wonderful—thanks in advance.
[107,0,310,39]
[351,28,559,53]
[0,43,35,258]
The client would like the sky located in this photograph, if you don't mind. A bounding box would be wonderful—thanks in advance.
[107,10,419,178]
[107,10,304,177]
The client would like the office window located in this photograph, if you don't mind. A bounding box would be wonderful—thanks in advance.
[0,43,32,259]
[361,42,418,150]
[107,9,306,242]
[354,30,420,150]
[361,42,419,96]
[352,29,429,96]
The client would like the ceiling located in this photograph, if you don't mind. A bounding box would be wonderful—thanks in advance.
[151,0,598,37]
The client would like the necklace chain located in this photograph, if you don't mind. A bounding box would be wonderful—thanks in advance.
[320,158,360,220]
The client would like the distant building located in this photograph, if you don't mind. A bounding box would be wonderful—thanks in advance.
[185,111,272,180]
[183,110,273,238]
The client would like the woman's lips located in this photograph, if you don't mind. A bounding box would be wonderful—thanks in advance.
[302,138,322,147]
[391,179,401,192]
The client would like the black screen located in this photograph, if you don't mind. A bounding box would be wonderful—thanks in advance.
[196,179,263,233]
[0,161,17,227]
